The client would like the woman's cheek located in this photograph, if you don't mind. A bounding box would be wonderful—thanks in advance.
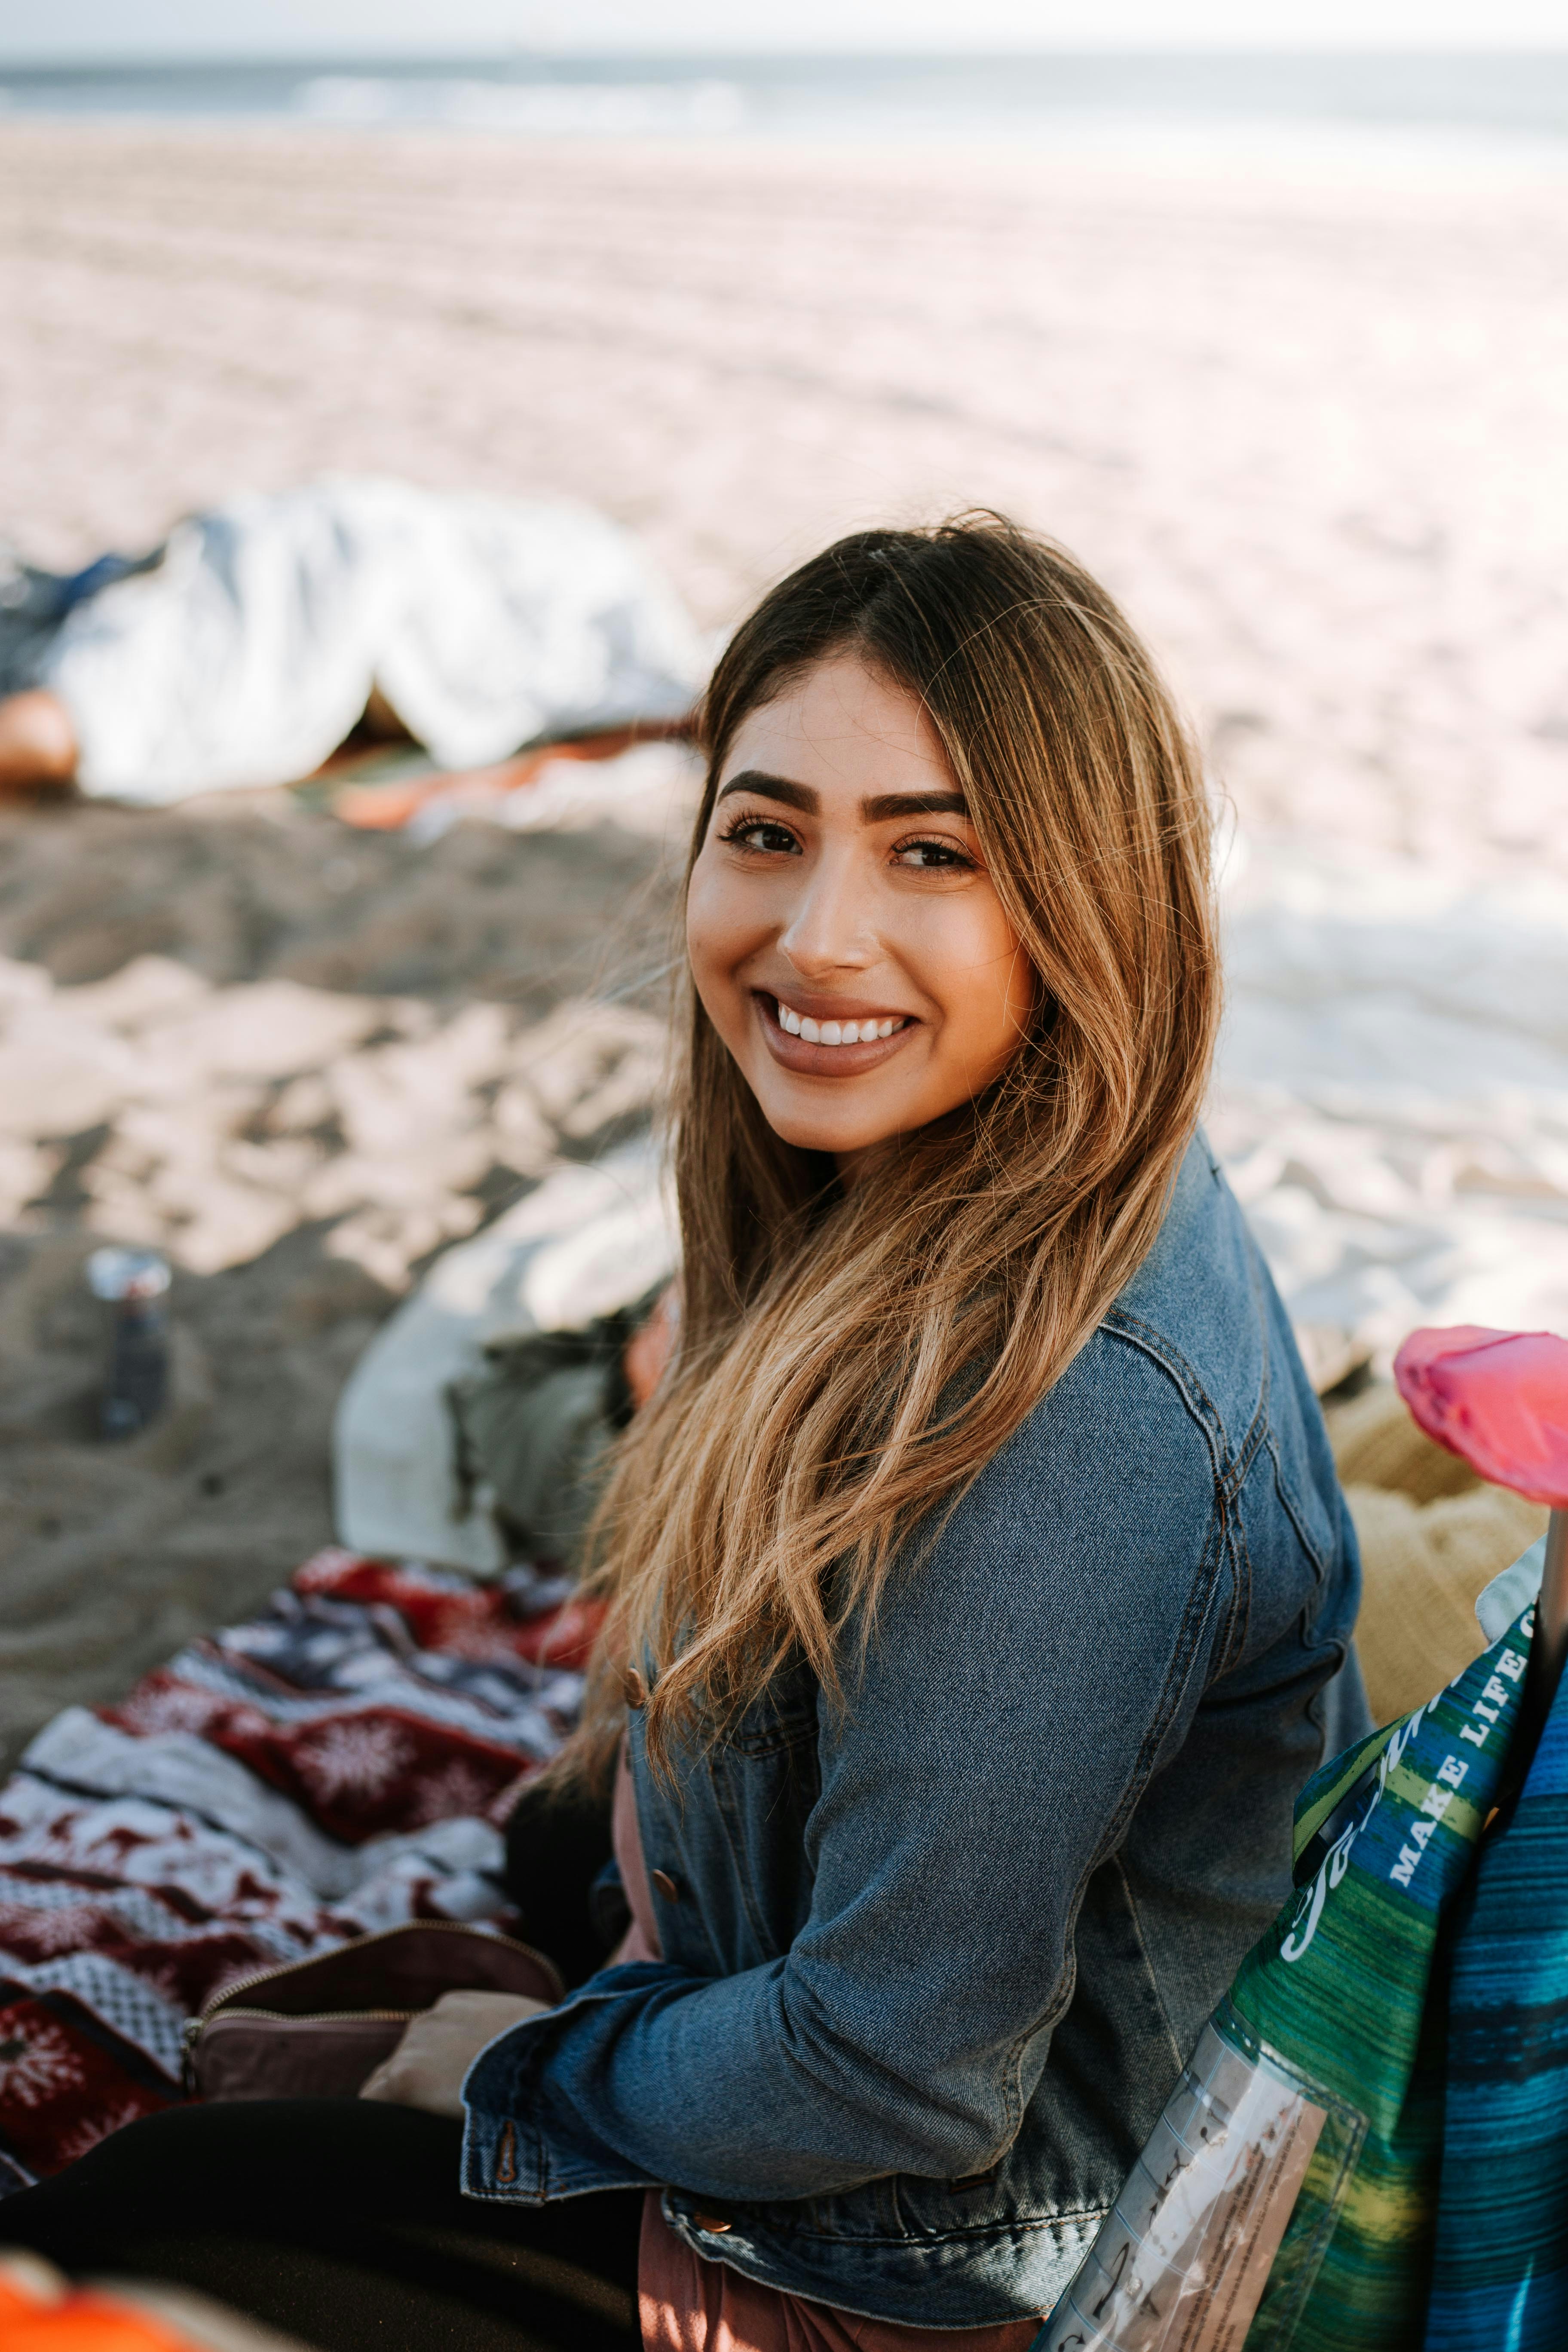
[685,863,754,1050]
[684,858,731,989]
[926,900,1030,1071]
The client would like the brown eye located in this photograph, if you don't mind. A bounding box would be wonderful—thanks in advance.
[892,836,974,871]
[720,815,801,855]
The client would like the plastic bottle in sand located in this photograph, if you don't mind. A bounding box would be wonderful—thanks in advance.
[86,1245,172,1439]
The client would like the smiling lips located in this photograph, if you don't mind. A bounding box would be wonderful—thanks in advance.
[775,997,906,1047]
[756,992,915,1072]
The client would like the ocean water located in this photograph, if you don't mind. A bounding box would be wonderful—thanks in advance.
[2,51,1567,172]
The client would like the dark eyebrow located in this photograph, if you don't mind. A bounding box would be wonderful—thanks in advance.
[714,774,968,824]
[860,791,968,822]
[715,769,819,813]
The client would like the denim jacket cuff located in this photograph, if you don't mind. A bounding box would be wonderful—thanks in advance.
[459,1965,672,2204]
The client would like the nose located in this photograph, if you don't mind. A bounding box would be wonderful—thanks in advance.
[775,844,878,981]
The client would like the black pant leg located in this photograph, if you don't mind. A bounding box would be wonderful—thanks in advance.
[1,2100,643,2352]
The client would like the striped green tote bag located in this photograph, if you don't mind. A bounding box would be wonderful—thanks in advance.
[1035,1592,1535,2352]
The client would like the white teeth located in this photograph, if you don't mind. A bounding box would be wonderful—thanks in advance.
[775,999,906,1047]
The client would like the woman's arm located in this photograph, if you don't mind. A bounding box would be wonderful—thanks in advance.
[462,1334,1233,2205]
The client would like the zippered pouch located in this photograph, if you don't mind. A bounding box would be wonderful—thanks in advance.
[184,1919,563,2102]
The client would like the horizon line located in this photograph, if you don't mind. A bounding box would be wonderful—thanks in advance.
[7,44,1568,69]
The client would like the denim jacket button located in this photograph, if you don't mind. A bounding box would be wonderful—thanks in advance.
[650,1868,681,1903]
[693,2214,733,2233]
[622,1667,648,1708]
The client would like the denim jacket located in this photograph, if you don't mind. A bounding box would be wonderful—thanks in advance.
[462,1136,1369,2328]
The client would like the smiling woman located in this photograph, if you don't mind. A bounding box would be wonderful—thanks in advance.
[6,520,1369,2352]
[609,518,1247,1776]
[689,656,1036,1167]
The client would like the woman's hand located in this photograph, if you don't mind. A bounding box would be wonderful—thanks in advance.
[358,1990,551,2118]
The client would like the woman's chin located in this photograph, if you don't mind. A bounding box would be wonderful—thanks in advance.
[751,1090,902,1160]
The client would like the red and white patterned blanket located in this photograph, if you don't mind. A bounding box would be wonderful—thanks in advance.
[0,1550,594,2195]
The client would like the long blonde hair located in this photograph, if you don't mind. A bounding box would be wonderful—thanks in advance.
[579,515,1219,1777]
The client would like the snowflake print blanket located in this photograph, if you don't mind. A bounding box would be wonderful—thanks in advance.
[0,1549,594,2193]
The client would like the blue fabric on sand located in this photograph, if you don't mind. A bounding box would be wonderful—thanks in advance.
[1424,1650,1568,2349]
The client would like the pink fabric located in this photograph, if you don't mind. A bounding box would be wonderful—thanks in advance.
[613,1743,1041,2352]
[1393,1324,1568,1508]
[637,2194,1039,2352]
[612,1737,663,1965]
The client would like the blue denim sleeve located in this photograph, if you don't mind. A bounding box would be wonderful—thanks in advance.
[461,1331,1230,2205]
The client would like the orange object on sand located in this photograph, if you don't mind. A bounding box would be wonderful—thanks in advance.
[328,724,685,832]
[0,2261,197,2352]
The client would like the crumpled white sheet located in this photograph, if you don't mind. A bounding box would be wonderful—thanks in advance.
[1212,839,1568,1375]
[334,1142,678,1575]
[44,476,709,803]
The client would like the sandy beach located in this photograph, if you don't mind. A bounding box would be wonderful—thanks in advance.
[2,121,1566,1758]
[0,792,682,1764]
[5,123,1567,873]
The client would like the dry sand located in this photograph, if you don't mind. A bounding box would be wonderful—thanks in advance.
[1,122,1566,1758]
[5,124,1566,875]
[0,794,679,1765]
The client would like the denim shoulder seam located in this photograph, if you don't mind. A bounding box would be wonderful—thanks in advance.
[1098,1486,1227,1861]
[1089,1313,1234,1817]
[998,1939,1079,2158]
[1113,1851,1185,2075]
[1098,1308,1228,1471]
[1264,1427,1334,1585]
[1099,1305,1255,1667]
[1239,1226,1332,1585]
[1219,1490,1254,1676]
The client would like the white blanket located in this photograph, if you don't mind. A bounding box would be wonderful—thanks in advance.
[43,477,709,803]
[1213,839,1568,1372]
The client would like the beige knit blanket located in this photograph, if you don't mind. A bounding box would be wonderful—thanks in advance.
[1328,1384,1548,1724]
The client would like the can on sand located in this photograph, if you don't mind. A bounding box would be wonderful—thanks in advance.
[86,1246,172,1440]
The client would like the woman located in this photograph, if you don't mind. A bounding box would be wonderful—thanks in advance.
[5,518,1367,2349]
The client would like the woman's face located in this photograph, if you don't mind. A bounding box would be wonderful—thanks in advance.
[686,654,1036,1171]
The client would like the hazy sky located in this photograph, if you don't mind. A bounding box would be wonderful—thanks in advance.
[3,0,1567,62]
